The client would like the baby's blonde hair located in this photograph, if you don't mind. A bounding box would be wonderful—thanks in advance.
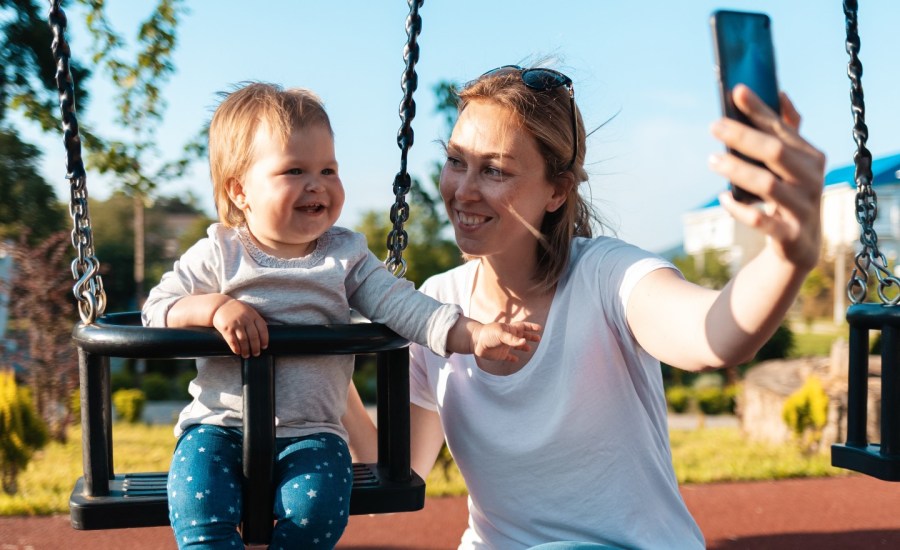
[208,82,332,227]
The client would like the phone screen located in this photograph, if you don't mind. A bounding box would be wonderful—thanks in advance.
[711,10,780,202]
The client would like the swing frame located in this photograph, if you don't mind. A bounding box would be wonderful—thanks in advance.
[50,0,430,543]
[68,313,424,543]
[830,0,900,481]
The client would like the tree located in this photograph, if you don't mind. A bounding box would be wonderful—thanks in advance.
[356,183,461,288]
[0,0,89,243]
[354,80,463,287]
[672,249,732,290]
[1,0,92,129]
[78,0,200,306]
[7,230,78,441]
[0,130,68,243]
[89,191,213,312]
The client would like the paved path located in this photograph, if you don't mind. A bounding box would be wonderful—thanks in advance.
[1,475,898,549]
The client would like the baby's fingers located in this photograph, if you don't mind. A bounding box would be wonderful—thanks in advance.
[515,321,542,342]
[221,326,250,358]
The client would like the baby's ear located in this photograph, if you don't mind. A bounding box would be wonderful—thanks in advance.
[225,178,247,209]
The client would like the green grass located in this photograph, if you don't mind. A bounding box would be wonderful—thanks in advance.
[0,423,175,516]
[0,423,849,515]
[669,427,846,484]
[790,330,846,358]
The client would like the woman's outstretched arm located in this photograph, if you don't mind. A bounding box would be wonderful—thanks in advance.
[627,85,825,371]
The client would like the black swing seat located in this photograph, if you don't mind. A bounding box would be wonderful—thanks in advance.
[69,312,424,543]
[832,303,900,481]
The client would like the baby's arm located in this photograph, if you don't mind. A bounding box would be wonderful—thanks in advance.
[445,317,541,362]
[167,294,269,358]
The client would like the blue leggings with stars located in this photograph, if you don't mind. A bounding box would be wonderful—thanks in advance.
[167,424,352,549]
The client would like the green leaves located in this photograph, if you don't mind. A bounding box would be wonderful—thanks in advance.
[78,0,191,196]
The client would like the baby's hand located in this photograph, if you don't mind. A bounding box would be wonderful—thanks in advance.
[212,299,269,358]
[473,322,542,362]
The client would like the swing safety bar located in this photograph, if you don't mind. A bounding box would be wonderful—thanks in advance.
[832,303,900,481]
[68,312,424,544]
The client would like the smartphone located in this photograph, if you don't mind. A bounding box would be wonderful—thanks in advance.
[710,9,781,203]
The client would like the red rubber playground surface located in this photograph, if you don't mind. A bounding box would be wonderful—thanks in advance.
[1,475,899,549]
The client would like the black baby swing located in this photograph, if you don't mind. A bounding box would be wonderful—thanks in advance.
[52,0,427,544]
[830,0,900,481]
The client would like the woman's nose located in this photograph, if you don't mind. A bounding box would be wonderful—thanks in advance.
[454,170,480,201]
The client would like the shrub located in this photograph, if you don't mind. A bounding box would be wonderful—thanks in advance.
[0,370,49,494]
[141,373,172,401]
[175,370,195,401]
[782,375,829,452]
[112,389,146,423]
[665,386,692,413]
[756,322,795,362]
[696,386,732,415]
[111,370,136,392]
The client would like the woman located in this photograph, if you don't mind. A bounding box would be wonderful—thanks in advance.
[348,65,824,549]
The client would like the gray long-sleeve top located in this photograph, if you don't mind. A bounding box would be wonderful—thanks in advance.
[142,223,460,440]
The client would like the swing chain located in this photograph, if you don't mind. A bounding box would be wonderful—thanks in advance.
[384,0,424,278]
[49,0,107,323]
[843,0,900,305]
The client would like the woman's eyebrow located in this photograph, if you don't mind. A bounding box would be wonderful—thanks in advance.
[446,140,515,161]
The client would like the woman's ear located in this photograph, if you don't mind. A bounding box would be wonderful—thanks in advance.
[225,178,247,210]
[546,172,575,213]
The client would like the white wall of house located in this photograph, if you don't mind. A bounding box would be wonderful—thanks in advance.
[682,204,764,275]
[682,177,900,324]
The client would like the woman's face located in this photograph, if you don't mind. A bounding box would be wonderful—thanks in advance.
[440,100,566,261]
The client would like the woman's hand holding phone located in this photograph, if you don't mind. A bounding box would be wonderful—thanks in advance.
[709,83,825,272]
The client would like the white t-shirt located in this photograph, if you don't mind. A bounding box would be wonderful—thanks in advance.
[410,236,705,550]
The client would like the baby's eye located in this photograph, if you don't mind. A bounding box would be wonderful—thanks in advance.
[321,168,336,176]
[286,168,303,175]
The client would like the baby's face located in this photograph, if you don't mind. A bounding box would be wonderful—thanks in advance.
[231,122,345,258]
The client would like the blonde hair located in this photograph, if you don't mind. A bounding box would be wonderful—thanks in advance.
[208,82,333,227]
[456,68,603,291]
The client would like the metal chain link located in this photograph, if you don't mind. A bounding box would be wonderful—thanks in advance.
[384,0,424,278]
[49,0,107,323]
[844,0,900,305]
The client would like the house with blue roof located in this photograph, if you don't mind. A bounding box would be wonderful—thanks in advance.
[682,152,900,322]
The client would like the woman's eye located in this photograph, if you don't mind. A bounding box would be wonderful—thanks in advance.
[484,166,503,177]
[445,156,462,168]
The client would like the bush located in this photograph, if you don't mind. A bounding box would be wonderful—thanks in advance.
[782,375,829,452]
[696,386,732,415]
[112,389,146,423]
[111,370,136,392]
[665,386,692,413]
[141,373,172,401]
[756,322,795,362]
[174,370,195,401]
[0,370,49,494]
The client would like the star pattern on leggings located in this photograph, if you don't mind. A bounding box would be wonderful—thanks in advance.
[171,430,351,547]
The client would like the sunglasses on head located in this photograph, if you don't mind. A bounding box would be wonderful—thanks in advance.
[481,65,578,171]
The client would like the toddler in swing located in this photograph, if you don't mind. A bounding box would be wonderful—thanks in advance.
[141,81,540,550]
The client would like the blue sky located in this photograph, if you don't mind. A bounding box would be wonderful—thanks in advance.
[21,0,900,254]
